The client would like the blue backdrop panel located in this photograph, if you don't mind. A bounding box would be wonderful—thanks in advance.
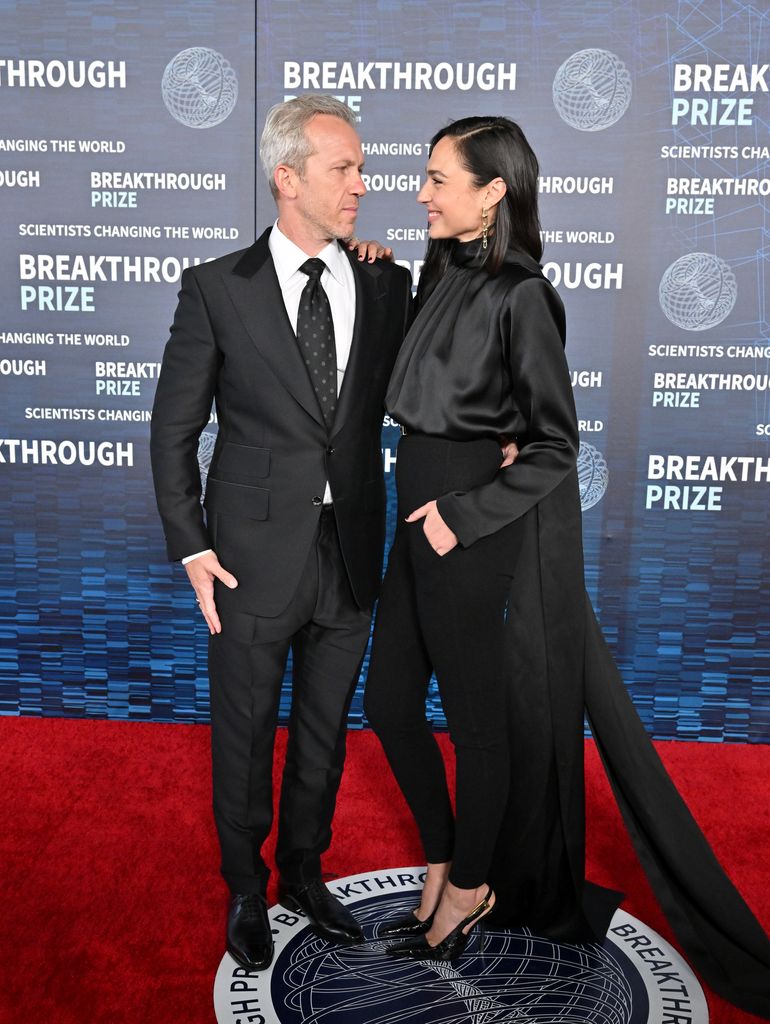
[0,0,255,722]
[1,0,769,742]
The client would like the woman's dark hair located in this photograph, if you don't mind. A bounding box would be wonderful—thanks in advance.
[416,116,542,306]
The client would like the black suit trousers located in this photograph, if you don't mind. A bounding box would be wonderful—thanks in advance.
[208,507,371,894]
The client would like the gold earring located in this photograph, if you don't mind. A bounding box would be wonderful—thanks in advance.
[481,206,489,249]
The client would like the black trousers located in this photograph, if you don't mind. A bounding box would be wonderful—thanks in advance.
[208,506,371,894]
[365,435,524,889]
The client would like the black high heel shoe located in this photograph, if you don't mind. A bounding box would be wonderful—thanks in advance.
[386,887,494,962]
[379,906,436,939]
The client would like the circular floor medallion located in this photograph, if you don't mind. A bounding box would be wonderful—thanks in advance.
[214,867,708,1023]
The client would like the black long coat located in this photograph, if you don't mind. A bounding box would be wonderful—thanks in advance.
[395,246,770,1017]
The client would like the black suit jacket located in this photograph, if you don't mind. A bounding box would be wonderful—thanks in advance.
[150,227,412,617]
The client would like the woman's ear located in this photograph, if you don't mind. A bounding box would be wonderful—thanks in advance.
[485,177,507,210]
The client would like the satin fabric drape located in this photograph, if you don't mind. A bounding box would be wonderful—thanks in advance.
[384,241,770,1016]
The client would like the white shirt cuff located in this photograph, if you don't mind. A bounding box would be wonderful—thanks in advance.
[182,549,213,565]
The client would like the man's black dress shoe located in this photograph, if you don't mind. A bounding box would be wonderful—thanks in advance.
[226,893,274,971]
[279,878,364,945]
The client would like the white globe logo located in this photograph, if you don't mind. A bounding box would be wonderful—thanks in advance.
[162,47,238,128]
[553,48,632,131]
[197,430,217,501]
[659,253,737,331]
[578,442,609,510]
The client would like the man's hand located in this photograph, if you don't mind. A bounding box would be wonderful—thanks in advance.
[406,500,458,557]
[185,552,238,635]
[500,438,519,468]
[347,237,394,263]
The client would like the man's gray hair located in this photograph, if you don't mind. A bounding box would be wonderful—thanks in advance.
[259,95,357,197]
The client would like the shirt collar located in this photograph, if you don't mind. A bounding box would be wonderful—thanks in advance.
[269,220,349,287]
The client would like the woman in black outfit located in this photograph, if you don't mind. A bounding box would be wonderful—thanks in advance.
[363,116,770,1017]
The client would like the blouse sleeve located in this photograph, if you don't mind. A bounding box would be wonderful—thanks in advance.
[436,275,579,547]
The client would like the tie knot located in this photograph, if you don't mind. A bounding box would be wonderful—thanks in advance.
[300,257,326,280]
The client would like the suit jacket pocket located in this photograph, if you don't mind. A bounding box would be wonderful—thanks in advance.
[215,443,270,484]
[203,477,269,520]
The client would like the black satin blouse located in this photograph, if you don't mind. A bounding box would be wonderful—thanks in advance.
[386,239,580,548]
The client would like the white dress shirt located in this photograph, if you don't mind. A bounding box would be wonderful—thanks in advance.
[183,222,356,564]
[268,219,356,394]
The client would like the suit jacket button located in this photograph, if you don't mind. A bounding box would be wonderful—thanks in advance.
[312,495,323,506]
[326,446,335,456]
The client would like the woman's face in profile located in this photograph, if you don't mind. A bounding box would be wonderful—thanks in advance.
[417,136,487,243]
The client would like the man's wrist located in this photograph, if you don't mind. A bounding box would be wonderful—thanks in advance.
[182,548,213,565]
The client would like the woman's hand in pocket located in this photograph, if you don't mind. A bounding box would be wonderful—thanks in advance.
[406,500,458,556]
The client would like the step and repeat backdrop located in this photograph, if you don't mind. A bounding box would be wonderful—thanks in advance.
[1,0,769,742]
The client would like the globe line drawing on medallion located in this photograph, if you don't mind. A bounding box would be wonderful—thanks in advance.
[427,959,513,1020]
[658,253,737,331]
[273,894,636,1023]
[162,47,238,128]
[214,869,708,1022]
[552,49,632,131]
[578,442,609,510]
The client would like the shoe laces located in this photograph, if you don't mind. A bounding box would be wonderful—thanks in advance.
[239,894,266,921]
[302,878,332,903]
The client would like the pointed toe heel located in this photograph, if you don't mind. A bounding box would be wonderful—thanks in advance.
[385,886,494,962]
[379,908,436,939]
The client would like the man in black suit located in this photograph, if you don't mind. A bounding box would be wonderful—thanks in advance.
[150,95,411,970]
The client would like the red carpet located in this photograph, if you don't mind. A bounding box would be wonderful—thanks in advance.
[0,717,768,1024]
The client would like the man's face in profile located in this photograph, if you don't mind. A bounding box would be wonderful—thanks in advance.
[293,114,367,243]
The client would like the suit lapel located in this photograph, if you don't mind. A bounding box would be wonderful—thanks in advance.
[332,253,387,436]
[222,230,389,434]
[222,228,325,426]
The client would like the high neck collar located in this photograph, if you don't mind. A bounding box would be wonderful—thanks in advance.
[450,236,544,275]
[450,236,486,268]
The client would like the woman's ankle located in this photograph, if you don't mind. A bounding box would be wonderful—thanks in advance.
[443,881,491,911]
[418,861,451,916]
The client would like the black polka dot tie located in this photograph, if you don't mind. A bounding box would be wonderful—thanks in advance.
[296,258,337,427]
